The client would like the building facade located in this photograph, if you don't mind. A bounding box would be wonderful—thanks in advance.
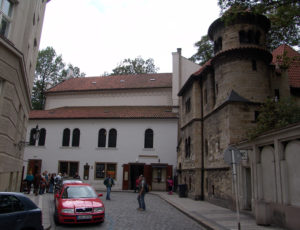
[0,0,49,191]
[177,10,300,216]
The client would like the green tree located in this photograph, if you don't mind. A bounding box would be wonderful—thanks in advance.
[247,97,300,140]
[32,47,85,110]
[111,57,159,75]
[189,35,214,65]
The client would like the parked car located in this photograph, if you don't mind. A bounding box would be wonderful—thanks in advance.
[54,182,105,224]
[0,192,43,230]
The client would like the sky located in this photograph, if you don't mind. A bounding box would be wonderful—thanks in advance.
[40,0,220,77]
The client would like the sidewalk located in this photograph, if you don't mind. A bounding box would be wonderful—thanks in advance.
[152,191,285,230]
[25,191,286,230]
[26,193,52,230]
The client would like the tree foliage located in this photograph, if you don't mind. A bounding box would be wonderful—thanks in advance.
[189,35,214,65]
[111,57,159,75]
[247,97,300,140]
[32,47,85,110]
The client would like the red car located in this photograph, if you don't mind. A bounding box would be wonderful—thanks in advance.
[54,182,105,224]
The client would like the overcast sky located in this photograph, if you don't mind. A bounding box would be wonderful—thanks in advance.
[40,0,220,76]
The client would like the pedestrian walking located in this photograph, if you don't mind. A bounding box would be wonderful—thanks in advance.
[137,175,147,211]
[33,171,41,196]
[49,173,55,193]
[25,171,34,194]
[167,176,173,195]
[103,174,114,200]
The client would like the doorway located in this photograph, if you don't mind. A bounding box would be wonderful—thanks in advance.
[27,159,42,176]
[130,164,144,190]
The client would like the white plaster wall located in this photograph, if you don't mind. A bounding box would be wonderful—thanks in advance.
[172,51,200,106]
[285,140,300,206]
[23,118,178,190]
[45,88,172,109]
[261,146,276,202]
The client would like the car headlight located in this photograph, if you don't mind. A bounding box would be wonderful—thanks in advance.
[61,208,74,214]
[94,207,104,212]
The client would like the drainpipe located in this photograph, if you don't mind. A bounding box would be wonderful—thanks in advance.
[200,79,204,200]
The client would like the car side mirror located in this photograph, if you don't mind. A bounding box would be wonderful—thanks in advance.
[55,194,60,199]
[98,193,103,197]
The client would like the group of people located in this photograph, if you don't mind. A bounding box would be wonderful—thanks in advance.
[25,171,66,196]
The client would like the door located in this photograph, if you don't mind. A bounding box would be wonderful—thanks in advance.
[27,160,42,176]
[130,164,144,190]
[122,164,129,190]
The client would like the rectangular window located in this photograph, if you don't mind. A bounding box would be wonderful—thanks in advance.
[204,89,207,105]
[95,163,117,179]
[58,161,79,177]
[185,98,191,113]
[252,60,257,71]
[254,111,260,122]
[0,0,13,37]
[274,89,280,101]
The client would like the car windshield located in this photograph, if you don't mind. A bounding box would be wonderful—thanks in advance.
[62,186,97,199]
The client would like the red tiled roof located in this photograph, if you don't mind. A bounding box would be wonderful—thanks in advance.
[29,106,178,119]
[272,44,300,88]
[46,73,172,93]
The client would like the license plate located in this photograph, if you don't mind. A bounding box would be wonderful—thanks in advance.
[77,215,92,220]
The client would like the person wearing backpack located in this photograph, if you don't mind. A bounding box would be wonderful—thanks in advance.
[104,174,114,200]
[137,175,147,211]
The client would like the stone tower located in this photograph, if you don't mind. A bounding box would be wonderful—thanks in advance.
[177,11,275,208]
[208,12,273,106]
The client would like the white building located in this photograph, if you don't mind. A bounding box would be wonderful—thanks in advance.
[23,50,200,191]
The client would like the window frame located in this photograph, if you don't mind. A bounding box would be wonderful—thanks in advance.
[0,0,13,38]
[108,128,117,148]
[72,128,80,147]
[144,128,154,149]
[98,128,107,148]
[62,128,70,147]
[94,162,117,180]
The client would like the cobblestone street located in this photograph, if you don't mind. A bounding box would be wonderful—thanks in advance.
[50,191,205,230]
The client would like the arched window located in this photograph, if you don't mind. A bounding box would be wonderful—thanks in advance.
[248,30,254,44]
[108,129,117,148]
[185,138,188,158]
[187,137,191,158]
[29,128,37,146]
[239,30,246,43]
[144,129,153,148]
[255,31,261,44]
[38,128,46,146]
[98,129,106,147]
[62,128,70,147]
[72,128,80,147]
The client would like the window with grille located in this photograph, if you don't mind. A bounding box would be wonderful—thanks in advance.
[62,128,70,147]
[108,129,117,148]
[98,129,106,147]
[144,129,153,148]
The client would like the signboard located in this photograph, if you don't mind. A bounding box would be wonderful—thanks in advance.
[224,146,242,165]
